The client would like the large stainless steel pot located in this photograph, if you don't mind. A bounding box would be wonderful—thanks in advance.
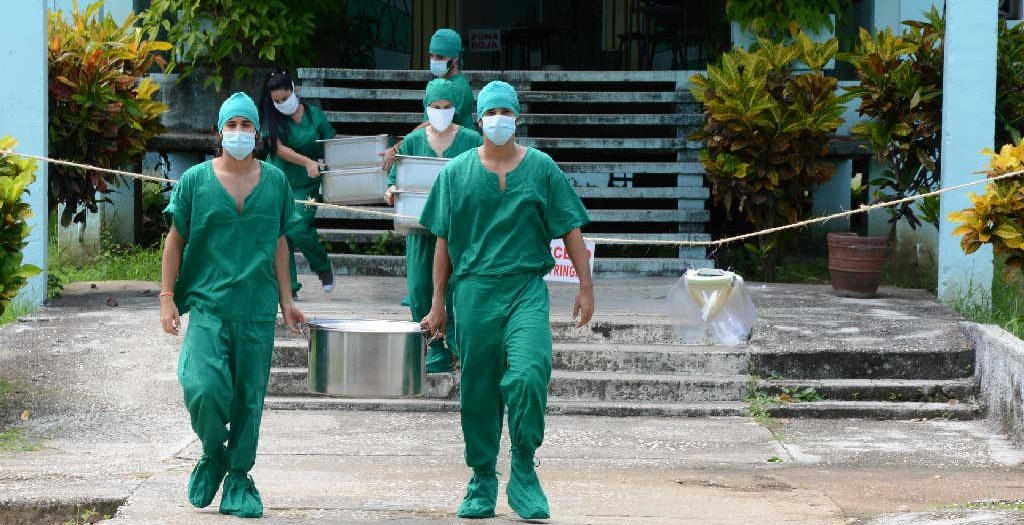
[393,189,429,232]
[321,165,388,205]
[306,319,426,397]
[395,155,449,189]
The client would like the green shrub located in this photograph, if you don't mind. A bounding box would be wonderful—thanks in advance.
[139,1,375,92]
[0,137,41,317]
[48,2,170,227]
[690,34,849,279]
[726,0,849,41]
[842,8,944,238]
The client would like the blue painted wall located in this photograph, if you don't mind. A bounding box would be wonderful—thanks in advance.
[3,1,48,306]
[938,0,996,301]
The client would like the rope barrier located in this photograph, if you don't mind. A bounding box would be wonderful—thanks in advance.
[5,149,1022,248]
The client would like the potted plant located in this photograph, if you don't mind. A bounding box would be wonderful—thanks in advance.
[836,8,944,297]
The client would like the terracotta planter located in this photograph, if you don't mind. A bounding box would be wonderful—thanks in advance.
[827,233,888,298]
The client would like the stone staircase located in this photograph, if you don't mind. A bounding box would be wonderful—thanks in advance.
[295,68,711,277]
[264,281,980,420]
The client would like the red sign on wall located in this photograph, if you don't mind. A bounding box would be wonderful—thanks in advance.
[469,29,501,52]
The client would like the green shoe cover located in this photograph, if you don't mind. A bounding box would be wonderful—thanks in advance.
[507,454,550,520]
[219,472,264,518]
[456,467,498,519]
[187,451,227,508]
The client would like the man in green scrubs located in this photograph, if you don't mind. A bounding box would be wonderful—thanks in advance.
[160,92,305,519]
[386,78,482,373]
[381,28,476,171]
[419,81,596,520]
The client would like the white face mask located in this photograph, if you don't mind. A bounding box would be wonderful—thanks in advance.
[429,58,450,77]
[222,131,256,160]
[426,107,456,132]
[274,92,300,115]
[481,115,516,145]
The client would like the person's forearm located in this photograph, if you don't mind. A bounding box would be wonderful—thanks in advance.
[563,229,593,288]
[275,141,316,167]
[161,228,184,293]
[432,237,452,305]
[274,236,294,306]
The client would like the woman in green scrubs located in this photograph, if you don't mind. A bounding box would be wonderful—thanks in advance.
[259,70,335,297]
[419,81,595,520]
[385,78,482,373]
[381,28,476,172]
[160,92,306,519]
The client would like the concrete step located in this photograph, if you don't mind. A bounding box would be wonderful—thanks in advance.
[268,367,750,403]
[298,68,692,84]
[765,400,981,420]
[301,86,698,105]
[749,348,975,380]
[297,254,712,278]
[263,396,747,417]
[757,378,977,403]
[260,395,980,420]
[323,111,703,127]
[314,206,711,223]
[316,229,712,246]
[274,340,749,375]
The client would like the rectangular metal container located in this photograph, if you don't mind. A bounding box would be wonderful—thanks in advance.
[395,155,449,190]
[319,134,390,170]
[394,190,430,231]
[306,319,425,398]
[321,166,388,205]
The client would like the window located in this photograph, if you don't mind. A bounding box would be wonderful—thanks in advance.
[1001,0,1023,20]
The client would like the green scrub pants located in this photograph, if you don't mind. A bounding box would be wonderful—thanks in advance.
[178,309,275,473]
[452,274,552,469]
[407,231,455,372]
[286,186,331,292]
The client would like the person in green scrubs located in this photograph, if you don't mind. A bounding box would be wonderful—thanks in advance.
[259,69,335,298]
[381,28,475,172]
[160,92,306,519]
[384,78,482,374]
[419,81,595,520]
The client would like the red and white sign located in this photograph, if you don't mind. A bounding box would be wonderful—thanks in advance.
[469,29,501,52]
[544,239,595,283]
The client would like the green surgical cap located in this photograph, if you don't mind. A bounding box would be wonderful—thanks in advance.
[423,79,461,110]
[476,81,521,117]
[429,28,462,58]
[217,92,260,131]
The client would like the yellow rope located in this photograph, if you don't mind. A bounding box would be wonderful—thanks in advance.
[5,149,1021,248]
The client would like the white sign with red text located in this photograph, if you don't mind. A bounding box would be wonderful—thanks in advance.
[544,239,595,283]
[469,29,501,52]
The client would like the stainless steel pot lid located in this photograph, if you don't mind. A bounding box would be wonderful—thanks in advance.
[306,318,422,333]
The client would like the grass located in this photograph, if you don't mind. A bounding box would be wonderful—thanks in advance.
[950,258,1024,340]
[0,302,36,327]
[49,241,162,290]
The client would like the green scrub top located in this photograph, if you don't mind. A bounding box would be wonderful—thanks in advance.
[164,160,297,322]
[266,104,336,192]
[387,126,483,185]
[419,147,590,279]
[448,73,477,129]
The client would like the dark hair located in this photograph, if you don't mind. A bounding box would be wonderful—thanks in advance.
[258,68,296,156]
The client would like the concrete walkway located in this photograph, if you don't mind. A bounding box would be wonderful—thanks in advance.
[0,277,1020,525]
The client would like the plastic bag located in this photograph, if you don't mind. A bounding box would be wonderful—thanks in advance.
[667,269,756,346]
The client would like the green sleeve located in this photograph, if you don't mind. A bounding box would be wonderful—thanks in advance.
[419,166,452,238]
[312,106,336,141]
[163,167,195,240]
[281,177,300,236]
[545,161,590,239]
